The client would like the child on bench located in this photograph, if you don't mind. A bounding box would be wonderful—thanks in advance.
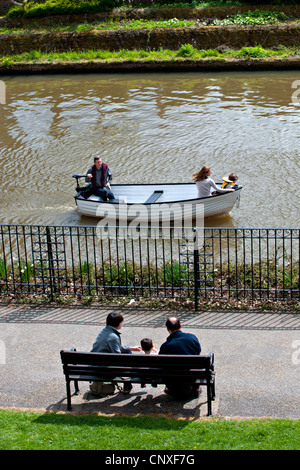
[140,338,158,388]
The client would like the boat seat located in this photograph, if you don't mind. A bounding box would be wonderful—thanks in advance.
[145,190,163,204]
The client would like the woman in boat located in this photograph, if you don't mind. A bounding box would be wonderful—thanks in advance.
[192,166,235,198]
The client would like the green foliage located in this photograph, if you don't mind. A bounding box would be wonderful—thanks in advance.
[7,0,117,18]
[0,56,14,66]
[19,261,35,282]
[213,259,299,291]
[212,9,290,26]
[1,252,298,301]
[7,0,300,17]
[0,257,35,283]
[236,46,277,58]
[176,45,222,59]
[78,260,93,275]
[200,48,220,57]
[0,257,7,279]
[176,43,198,57]
[1,45,299,74]
[71,258,182,289]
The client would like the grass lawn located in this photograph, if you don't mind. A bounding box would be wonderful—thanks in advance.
[0,408,299,450]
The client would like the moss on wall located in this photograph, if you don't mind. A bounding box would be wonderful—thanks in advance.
[1,24,300,56]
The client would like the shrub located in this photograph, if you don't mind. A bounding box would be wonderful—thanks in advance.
[236,46,276,58]
[8,0,117,17]
[201,49,220,57]
[176,43,198,57]
[7,0,300,17]
[212,9,290,26]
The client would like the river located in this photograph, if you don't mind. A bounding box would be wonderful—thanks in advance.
[0,70,299,228]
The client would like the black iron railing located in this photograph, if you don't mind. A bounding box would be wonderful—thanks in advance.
[0,225,299,308]
[193,228,299,307]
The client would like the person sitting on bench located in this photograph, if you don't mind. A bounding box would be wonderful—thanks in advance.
[159,316,202,399]
[91,312,140,394]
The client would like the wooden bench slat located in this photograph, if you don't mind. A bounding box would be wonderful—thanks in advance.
[61,351,212,367]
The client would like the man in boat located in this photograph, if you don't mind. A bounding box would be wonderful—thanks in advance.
[159,316,202,399]
[83,156,114,201]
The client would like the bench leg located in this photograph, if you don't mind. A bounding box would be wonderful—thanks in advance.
[74,380,79,395]
[207,387,212,416]
[66,380,72,411]
[211,381,216,401]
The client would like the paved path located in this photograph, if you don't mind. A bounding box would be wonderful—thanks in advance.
[0,303,299,419]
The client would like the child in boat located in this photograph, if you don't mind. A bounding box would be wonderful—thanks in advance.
[221,173,239,189]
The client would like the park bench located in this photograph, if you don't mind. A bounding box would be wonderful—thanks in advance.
[60,350,216,416]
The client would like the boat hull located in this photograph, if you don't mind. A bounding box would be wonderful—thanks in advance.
[75,183,242,221]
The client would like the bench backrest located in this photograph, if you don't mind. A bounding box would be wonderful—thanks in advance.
[60,350,214,379]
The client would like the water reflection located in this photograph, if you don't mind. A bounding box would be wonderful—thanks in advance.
[0,71,299,228]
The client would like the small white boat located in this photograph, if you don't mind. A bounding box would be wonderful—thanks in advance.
[72,176,242,222]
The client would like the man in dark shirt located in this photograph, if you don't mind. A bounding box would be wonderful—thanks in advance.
[84,156,114,201]
[159,316,202,399]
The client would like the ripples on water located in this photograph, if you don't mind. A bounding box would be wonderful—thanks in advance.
[0,71,299,227]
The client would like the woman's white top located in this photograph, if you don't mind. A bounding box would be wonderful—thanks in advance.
[196,178,231,198]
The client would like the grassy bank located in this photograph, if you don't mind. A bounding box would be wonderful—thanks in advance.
[0,9,296,32]
[1,44,300,70]
[0,408,299,450]
[1,7,299,70]
[5,0,300,18]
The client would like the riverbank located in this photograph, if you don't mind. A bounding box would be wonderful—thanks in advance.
[1,55,300,75]
[1,23,300,53]
[0,5,300,73]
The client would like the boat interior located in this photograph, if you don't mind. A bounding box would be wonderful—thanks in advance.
[75,183,239,204]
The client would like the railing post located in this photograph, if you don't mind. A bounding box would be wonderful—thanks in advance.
[46,227,55,300]
[193,228,199,311]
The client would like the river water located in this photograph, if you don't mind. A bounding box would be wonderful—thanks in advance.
[0,71,299,228]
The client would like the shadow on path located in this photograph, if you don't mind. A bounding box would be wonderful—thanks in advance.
[0,303,299,330]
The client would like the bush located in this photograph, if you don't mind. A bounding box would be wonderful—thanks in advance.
[7,0,300,17]
[201,48,220,57]
[176,43,198,57]
[7,0,117,17]
[212,9,290,26]
[236,46,276,58]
